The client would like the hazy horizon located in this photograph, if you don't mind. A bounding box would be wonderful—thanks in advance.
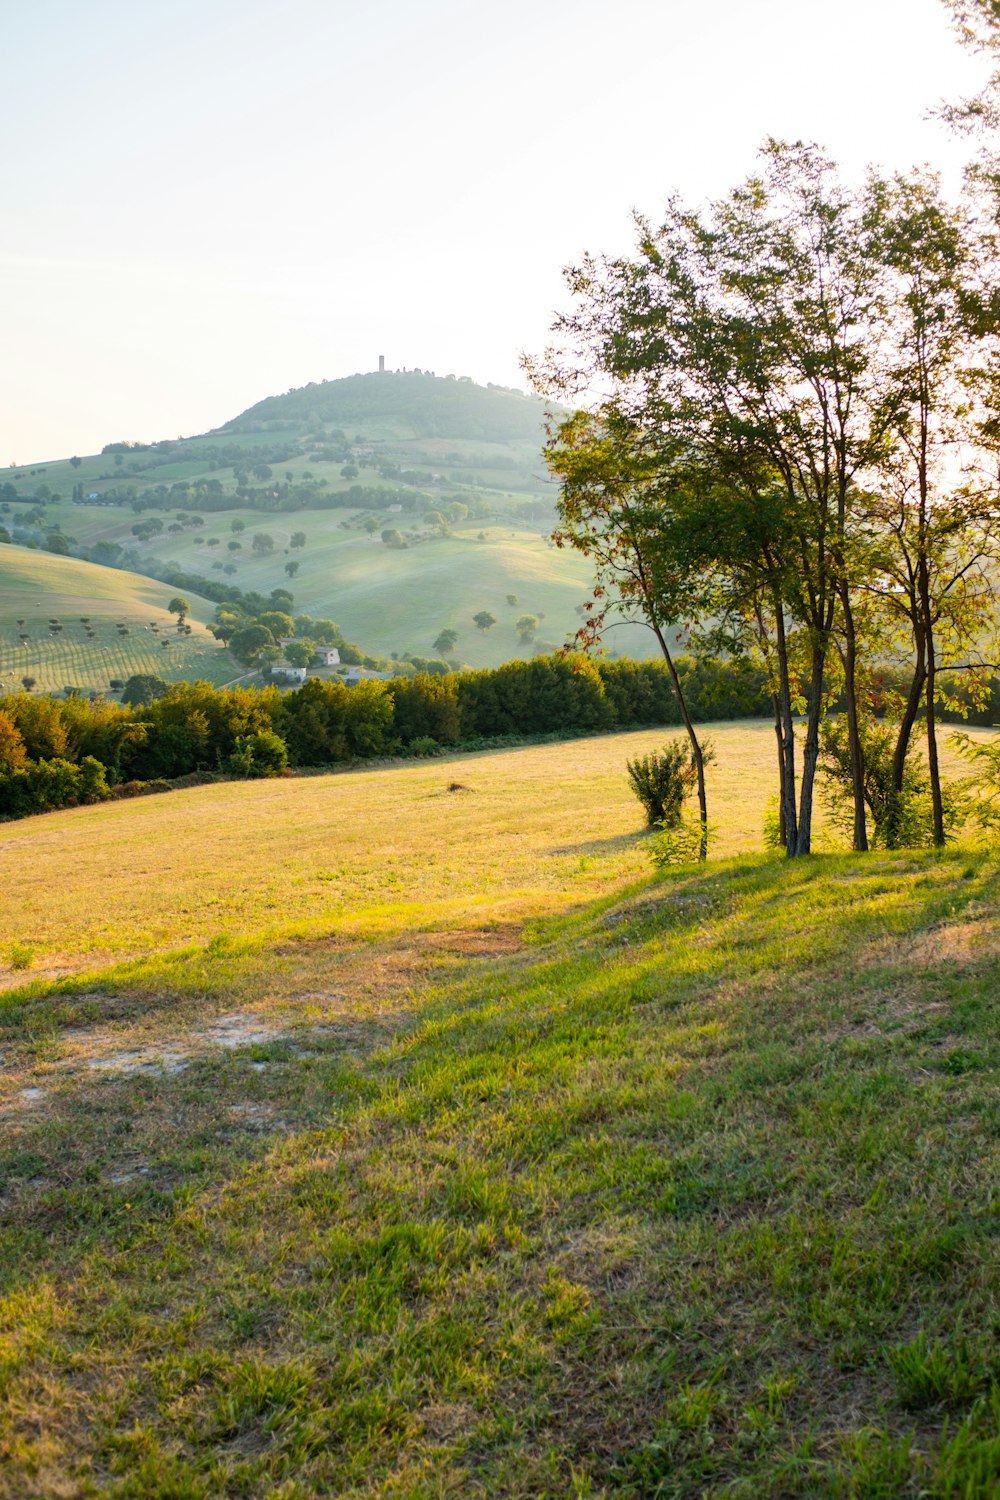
[2,0,988,462]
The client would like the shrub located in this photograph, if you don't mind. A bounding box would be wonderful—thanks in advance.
[228,730,288,778]
[819,717,953,848]
[8,941,33,971]
[626,739,702,827]
[648,818,714,868]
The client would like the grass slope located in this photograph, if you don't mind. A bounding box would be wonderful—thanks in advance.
[1,726,998,1496]
[0,545,233,695]
[1,373,654,666]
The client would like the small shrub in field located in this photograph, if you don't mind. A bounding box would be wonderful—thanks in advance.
[9,941,34,971]
[762,796,783,850]
[626,738,706,827]
[409,736,440,756]
[649,818,714,868]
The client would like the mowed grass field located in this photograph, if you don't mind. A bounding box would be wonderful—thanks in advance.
[1,721,999,1496]
[2,721,823,979]
[0,546,233,695]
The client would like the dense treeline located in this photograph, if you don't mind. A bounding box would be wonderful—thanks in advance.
[0,655,768,820]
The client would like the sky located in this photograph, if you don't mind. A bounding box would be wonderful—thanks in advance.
[0,0,991,461]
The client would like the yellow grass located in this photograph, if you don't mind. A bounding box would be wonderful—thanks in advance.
[2,720,989,987]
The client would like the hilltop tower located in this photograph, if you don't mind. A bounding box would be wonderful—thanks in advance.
[378,354,385,373]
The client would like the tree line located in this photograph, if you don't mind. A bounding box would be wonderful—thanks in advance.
[0,655,769,821]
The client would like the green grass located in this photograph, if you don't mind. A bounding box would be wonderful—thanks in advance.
[0,545,235,694]
[1,723,998,1495]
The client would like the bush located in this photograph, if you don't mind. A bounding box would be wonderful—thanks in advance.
[626,739,702,827]
[648,818,714,868]
[228,730,288,778]
[819,717,951,848]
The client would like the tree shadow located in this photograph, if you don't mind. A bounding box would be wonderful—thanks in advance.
[550,829,649,857]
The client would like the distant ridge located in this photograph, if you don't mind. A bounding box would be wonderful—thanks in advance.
[217,370,552,443]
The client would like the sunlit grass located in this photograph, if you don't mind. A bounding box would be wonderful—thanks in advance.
[1,719,990,984]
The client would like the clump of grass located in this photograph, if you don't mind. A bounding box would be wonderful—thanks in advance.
[886,1332,991,1410]
[8,940,34,971]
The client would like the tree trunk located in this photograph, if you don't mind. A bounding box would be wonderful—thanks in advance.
[888,632,926,848]
[839,589,869,852]
[925,635,945,846]
[771,693,787,847]
[652,622,709,858]
[796,635,828,856]
[772,600,799,856]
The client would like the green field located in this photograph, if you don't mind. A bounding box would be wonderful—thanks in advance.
[0,546,235,695]
[1,723,999,1494]
[1,373,659,667]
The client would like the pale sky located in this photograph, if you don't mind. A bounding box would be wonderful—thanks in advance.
[0,0,989,461]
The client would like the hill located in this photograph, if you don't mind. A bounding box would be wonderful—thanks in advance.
[2,372,655,667]
[0,726,997,1494]
[221,369,553,443]
[0,545,233,696]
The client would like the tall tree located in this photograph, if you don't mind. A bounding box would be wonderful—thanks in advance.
[533,143,893,854]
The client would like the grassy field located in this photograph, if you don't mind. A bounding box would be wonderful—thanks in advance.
[0,722,813,980]
[1,722,999,1495]
[0,546,233,695]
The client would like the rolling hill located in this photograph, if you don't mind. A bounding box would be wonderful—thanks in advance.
[0,371,656,670]
[0,546,233,696]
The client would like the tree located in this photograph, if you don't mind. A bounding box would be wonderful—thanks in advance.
[381,528,405,547]
[290,531,306,548]
[251,532,275,554]
[285,560,300,577]
[70,455,82,469]
[473,611,496,632]
[283,639,315,668]
[537,410,714,851]
[121,674,169,707]
[516,614,539,643]
[258,611,295,638]
[228,624,276,664]
[20,677,36,692]
[231,518,246,533]
[530,142,950,856]
[434,628,459,656]
[168,596,190,623]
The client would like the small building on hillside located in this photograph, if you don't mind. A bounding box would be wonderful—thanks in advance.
[270,664,307,683]
[314,645,341,666]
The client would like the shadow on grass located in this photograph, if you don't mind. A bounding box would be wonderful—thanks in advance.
[1,848,998,1495]
[549,828,650,857]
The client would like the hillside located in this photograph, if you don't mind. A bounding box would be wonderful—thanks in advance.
[0,728,997,1495]
[2,372,654,668]
[221,369,553,443]
[0,545,233,696]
